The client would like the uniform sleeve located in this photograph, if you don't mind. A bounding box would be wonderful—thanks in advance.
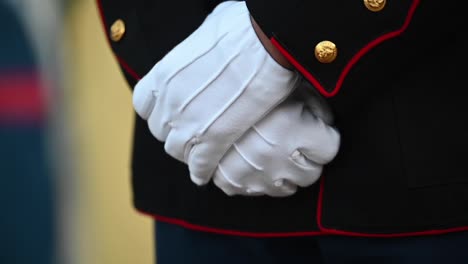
[246,0,420,98]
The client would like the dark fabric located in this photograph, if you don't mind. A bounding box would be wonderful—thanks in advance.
[155,221,323,264]
[246,0,413,91]
[97,0,468,235]
[318,2,468,233]
[155,221,468,264]
[99,0,321,234]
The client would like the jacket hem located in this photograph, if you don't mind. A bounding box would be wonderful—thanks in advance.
[316,176,468,238]
[137,210,326,238]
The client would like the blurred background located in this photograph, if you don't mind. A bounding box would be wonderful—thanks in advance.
[0,0,153,263]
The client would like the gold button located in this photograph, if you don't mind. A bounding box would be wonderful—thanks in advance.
[110,19,126,42]
[364,0,386,12]
[315,41,337,64]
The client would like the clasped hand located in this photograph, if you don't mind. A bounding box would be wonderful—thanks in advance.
[133,1,340,197]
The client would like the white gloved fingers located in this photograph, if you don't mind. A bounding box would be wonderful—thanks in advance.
[213,165,250,196]
[133,66,158,120]
[296,113,341,165]
[146,103,172,142]
[213,160,297,197]
[164,126,194,162]
[211,135,271,196]
[155,17,297,167]
[265,179,298,197]
[132,1,322,197]
[210,91,340,196]
[227,132,298,196]
[253,172,298,197]
[152,41,245,142]
[163,2,299,181]
[158,26,261,158]
[190,172,210,186]
[282,152,323,187]
[185,53,299,184]
[214,129,298,197]
[188,137,242,186]
[133,65,173,142]
[295,81,334,125]
[150,15,220,86]
[209,1,247,20]
[133,1,248,129]
[152,2,248,88]
[292,82,340,164]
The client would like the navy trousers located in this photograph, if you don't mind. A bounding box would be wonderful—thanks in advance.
[155,221,468,264]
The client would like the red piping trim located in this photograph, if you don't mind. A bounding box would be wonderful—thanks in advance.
[316,172,468,238]
[138,210,325,238]
[96,0,322,238]
[271,0,421,98]
[116,56,141,81]
[96,0,141,81]
[99,0,468,238]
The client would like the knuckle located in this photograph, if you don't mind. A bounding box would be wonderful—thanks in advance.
[289,149,318,170]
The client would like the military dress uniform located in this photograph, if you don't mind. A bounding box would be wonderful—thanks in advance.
[96,0,468,262]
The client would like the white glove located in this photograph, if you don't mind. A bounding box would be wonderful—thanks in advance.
[133,1,300,185]
[213,84,340,197]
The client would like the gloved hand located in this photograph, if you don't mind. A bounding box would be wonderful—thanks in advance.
[213,84,340,197]
[133,1,300,185]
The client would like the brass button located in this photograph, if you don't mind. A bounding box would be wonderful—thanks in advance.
[110,19,126,42]
[364,0,386,12]
[315,41,337,64]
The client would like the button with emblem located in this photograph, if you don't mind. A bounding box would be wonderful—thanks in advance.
[110,19,126,42]
[364,0,386,12]
[315,41,337,64]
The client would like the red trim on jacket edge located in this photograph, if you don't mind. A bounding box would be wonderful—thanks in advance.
[96,0,141,81]
[96,0,327,238]
[270,0,421,98]
[138,210,325,238]
[316,173,468,237]
[98,0,468,238]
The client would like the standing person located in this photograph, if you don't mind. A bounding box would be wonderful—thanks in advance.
[0,2,56,263]
[96,0,468,263]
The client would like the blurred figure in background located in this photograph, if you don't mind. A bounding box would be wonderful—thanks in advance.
[0,0,68,263]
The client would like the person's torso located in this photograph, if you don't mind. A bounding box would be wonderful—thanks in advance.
[97,0,468,236]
